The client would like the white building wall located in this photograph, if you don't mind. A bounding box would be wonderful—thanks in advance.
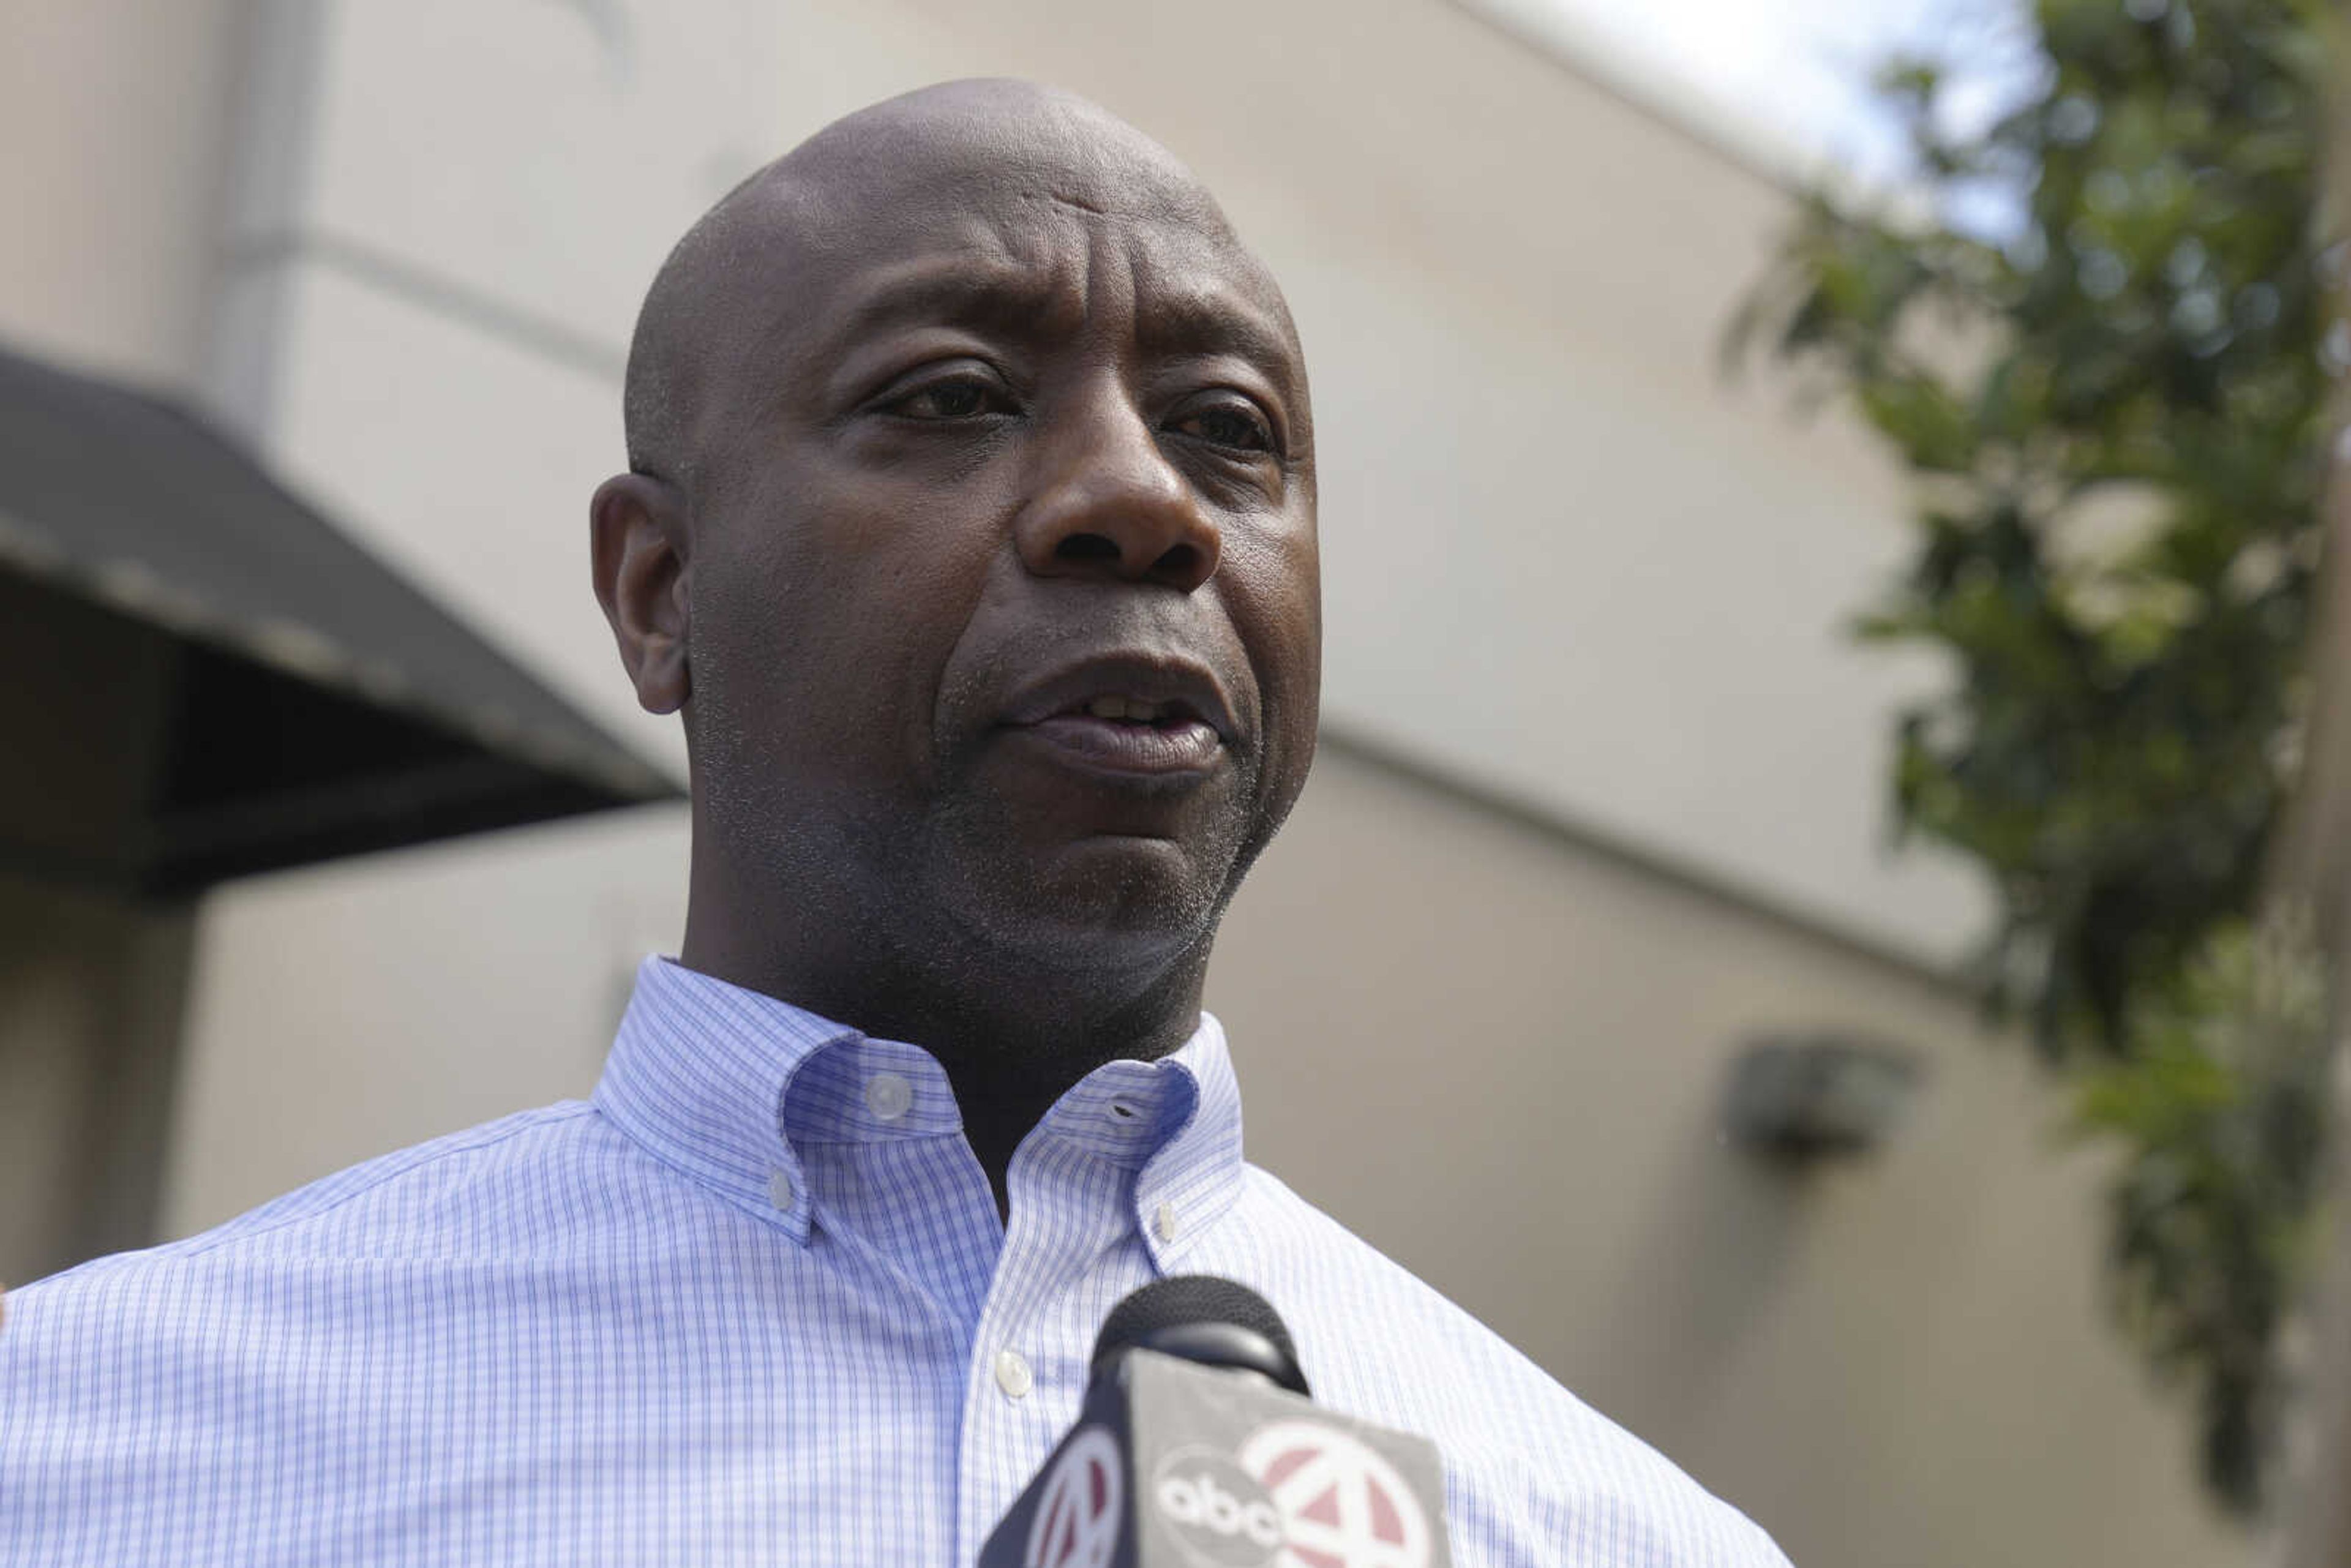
[0,0,247,391]
[1209,751,2247,1568]
[0,1,2246,1563]
[0,0,249,1290]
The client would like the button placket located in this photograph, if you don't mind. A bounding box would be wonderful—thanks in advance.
[958,1272,1073,1562]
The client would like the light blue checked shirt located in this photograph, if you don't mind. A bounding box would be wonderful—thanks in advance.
[0,958,1786,1566]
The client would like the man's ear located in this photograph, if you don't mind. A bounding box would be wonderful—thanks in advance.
[590,472,692,716]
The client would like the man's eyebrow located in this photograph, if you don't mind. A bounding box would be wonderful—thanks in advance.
[804,253,1300,392]
[808,256,1071,365]
[1136,285,1303,396]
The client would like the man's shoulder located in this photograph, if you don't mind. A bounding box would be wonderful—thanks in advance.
[18,1102,607,1298]
[1224,1166,1791,1567]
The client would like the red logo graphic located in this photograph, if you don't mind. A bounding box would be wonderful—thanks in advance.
[1026,1426,1125,1568]
[1237,1421,1432,1568]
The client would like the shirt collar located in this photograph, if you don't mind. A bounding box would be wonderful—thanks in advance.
[591,957,1245,1258]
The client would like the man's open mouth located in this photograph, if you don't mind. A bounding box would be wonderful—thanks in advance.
[1062,694,1204,727]
[997,655,1239,778]
[1020,696,1224,773]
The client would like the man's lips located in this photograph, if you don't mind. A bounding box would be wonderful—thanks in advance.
[998,655,1237,777]
[1017,711,1224,773]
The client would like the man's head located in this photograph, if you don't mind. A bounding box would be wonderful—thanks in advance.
[591,80,1319,1046]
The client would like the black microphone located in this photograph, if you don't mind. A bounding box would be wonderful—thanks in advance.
[978,1275,1452,1568]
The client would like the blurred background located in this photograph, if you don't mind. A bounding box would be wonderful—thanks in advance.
[3,2,2343,1564]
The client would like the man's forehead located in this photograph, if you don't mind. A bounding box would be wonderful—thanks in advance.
[777,79,1224,228]
[625,80,1305,475]
[741,111,1293,338]
[774,193,1296,358]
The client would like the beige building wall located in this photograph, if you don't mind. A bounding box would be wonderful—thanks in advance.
[0,0,247,391]
[0,0,246,1289]
[0,0,2254,1563]
[1210,746,2247,1568]
[0,873,191,1288]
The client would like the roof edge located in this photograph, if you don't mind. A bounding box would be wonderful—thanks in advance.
[1446,0,1833,201]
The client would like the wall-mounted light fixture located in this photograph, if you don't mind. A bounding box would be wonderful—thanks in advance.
[1723,1033,1924,1160]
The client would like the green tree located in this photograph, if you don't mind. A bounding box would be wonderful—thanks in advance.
[1735,0,2341,1515]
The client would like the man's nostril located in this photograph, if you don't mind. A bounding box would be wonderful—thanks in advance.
[1055,533,1120,564]
[1152,542,1202,583]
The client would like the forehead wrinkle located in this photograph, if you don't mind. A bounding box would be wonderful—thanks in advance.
[802,250,1077,370]
[795,187,1270,395]
[1131,282,1303,398]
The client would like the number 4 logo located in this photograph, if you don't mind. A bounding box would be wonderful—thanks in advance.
[1239,1422,1432,1568]
[1025,1426,1126,1568]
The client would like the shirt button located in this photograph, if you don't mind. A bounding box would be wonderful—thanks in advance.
[1153,1202,1179,1244]
[865,1073,913,1122]
[768,1169,795,1212]
[994,1348,1033,1400]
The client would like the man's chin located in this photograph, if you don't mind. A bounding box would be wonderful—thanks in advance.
[940,832,1234,975]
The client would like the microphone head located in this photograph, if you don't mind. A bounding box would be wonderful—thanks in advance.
[1090,1275,1310,1397]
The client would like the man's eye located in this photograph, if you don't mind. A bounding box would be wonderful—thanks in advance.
[1171,403,1273,454]
[888,378,1001,419]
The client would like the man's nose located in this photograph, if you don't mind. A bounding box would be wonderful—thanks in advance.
[1013,396,1221,592]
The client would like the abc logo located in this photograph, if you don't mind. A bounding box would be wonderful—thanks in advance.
[1152,1447,1284,1567]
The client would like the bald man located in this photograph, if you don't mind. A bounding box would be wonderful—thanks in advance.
[0,83,1788,1566]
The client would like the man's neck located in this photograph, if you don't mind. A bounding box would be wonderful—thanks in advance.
[678,902,1214,1217]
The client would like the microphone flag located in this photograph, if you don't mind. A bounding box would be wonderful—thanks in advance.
[980,1346,1451,1568]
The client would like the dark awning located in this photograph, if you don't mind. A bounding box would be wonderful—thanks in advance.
[0,340,678,895]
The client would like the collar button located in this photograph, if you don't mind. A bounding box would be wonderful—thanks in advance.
[865,1073,913,1122]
